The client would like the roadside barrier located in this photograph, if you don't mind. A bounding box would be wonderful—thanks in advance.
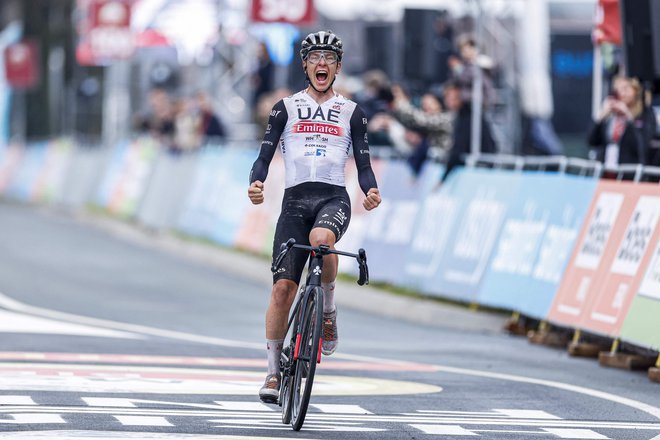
[1,138,659,365]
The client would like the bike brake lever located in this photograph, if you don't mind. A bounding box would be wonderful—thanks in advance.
[357,248,369,286]
[271,238,297,273]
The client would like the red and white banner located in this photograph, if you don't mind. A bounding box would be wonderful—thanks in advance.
[251,0,316,25]
[4,40,40,89]
[76,0,134,66]
[547,181,660,336]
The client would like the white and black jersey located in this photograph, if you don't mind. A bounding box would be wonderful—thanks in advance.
[250,90,377,193]
[249,89,378,284]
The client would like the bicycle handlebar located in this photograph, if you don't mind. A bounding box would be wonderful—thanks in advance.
[271,238,369,286]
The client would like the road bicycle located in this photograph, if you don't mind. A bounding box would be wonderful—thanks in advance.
[271,238,369,431]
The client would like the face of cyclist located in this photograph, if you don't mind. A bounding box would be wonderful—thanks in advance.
[304,50,342,92]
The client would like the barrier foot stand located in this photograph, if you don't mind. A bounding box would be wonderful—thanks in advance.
[649,356,660,383]
[528,321,569,349]
[568,329,608,358]
[598,339,657,371]
[504,311,527,336]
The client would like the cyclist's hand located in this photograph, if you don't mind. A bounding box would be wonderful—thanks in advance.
[363,188,381,211]
[248,181,264,205]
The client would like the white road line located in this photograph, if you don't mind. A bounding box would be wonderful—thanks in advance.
[0,290,658,421]
[411,424,478,435]
[82,398,137,408]
[0,413,66,424]
[340,353,660,421]
[0,396,36,405]
[541,428,610,439]
[0,291,260,349]
[494,409,561,419]
[212,401,275,412]
[0,310,141,339]
[310,404,373,414]
[0,406,656,430]
[114,415,173,427]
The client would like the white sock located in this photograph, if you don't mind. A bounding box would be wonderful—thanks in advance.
[266,339,283,376]
[322,281,336,314]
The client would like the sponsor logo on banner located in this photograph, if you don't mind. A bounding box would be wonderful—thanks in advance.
[383,201,419,245]
[492,217,546,275]
[638,240,660,300]
[610,196,660,276]
[410,194,457,254]
[574,192,624,270]
[533,225,579,283]
[447,198,505,284]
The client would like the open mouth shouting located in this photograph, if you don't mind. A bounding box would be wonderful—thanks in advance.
[314,69,330,89]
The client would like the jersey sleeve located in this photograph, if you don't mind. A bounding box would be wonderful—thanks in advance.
[350,105,378,194]
[249,100,287,184]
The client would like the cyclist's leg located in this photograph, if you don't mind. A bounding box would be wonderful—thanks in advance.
[260,192,313,402]
[311,195,351,355]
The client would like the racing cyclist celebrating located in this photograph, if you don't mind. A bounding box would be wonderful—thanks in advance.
[248,30,381,403]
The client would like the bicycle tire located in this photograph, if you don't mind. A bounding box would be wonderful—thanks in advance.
[290,286,324,431]
[280,345,294,424]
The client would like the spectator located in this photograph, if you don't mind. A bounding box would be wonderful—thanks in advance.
[173,96,201,153]
[588,76,655,169]
[448,34,495,108]
[134,88,176,146]
[252,42,275,110]
[391,85,453,160]
[441,80,496,183]
[353,69,393,119]
[195,91,225,143]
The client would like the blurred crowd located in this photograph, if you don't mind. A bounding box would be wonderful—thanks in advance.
[132,88,225,154]
[132,21,659,181]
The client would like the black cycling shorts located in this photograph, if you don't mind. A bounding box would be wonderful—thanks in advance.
[272,182,351,284]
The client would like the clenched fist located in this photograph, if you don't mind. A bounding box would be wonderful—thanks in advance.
[363,188,381,211]
[248,181,265,205]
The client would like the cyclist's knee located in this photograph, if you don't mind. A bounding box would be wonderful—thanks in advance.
[309,228,336,247]
[271,280,297,308]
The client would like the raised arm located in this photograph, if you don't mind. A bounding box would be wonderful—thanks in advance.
[248,100,287,205]
[350,105,381,210]
[249,100,287,184]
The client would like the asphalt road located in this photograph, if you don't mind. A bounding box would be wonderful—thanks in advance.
[0,201,658,439]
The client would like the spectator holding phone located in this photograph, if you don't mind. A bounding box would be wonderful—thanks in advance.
[588,76,656,169]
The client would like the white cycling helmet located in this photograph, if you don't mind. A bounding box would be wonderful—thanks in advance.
[300,30,343,62]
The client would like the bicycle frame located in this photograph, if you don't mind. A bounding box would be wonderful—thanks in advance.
[271,238,369,431]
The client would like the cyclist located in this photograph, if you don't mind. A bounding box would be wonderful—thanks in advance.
[247,30,381,403]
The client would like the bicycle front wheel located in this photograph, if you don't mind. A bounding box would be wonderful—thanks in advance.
[290,286,323,431]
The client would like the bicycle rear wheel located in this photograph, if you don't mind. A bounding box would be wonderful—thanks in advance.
[290,286,323,431]
[280,345,294,424]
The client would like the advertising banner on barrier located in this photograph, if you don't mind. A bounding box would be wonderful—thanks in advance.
[402,185,460,291]
[577,190,660,336]
[356,160,441,284]
[336,157,388,276]
[234,153,286,255]
[178,148,255,246]
[546,181,659,333]
[0,144,25,194]
[620,238,660,350]
[404,168,522,302]
[96,138,158,217]
[476,173,597,317]
[137,150,198,231]
[32,139,74,204]
[4,142,48,201]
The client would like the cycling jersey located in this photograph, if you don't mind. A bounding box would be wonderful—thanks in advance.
[250,90,377,194]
